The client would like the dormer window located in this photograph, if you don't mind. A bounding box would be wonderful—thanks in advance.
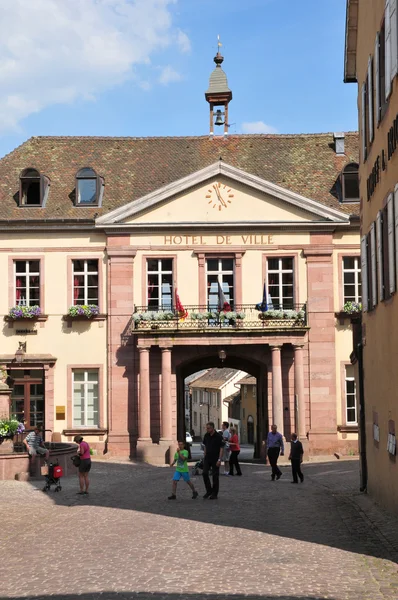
[341,163,360,202]
[76,167,102,206]
[19,168,49,207]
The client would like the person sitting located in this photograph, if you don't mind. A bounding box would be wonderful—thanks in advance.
[23,426,50,462]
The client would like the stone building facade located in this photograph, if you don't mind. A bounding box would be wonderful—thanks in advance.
[0,128,360,464]
[345,0,398,513]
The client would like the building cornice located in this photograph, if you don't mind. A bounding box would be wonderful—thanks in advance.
[344,0,359,83]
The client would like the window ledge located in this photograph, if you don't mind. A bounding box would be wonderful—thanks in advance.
[335,311,361,324]
[4,314,48,323]
[337,425,359,433]
[62,314,107,322]
[63,428,107,437]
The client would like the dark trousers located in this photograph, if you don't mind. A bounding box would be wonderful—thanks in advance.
[229,450,242,475]
[203,456,220,496]
[291,458,304,483]
[267,447,281,478]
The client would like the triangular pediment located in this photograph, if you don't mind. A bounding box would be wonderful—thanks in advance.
[96,162,349,227]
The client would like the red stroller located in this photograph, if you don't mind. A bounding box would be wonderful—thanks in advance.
[42,460,63,493]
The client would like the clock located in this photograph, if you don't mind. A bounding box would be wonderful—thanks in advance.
[206,182,234,210]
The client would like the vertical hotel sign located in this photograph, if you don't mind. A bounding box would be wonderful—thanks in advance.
[367,112,398,201]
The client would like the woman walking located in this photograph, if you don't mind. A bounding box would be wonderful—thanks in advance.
[74,435,91,495]
[228,428,242,476]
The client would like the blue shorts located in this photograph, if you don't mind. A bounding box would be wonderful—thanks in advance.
[173,471,190,482]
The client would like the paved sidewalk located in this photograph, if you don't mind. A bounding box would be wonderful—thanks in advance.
[1,458,398,600]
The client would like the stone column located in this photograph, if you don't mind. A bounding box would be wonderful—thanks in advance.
[160,348,172,441]
[294,344,306,439]
[138,347,151,441]
[271,345,284,436]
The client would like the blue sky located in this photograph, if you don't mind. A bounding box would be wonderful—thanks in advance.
[0,0,358,159]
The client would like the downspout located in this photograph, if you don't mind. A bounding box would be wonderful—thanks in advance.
[357,335,367,492]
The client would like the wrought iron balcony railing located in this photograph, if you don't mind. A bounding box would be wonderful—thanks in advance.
[130,304,307,332]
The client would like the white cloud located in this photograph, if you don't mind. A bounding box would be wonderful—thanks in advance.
[176,29,191,53]
[158,65,182,85]
[241,121,279,134]
[0,0,190,132]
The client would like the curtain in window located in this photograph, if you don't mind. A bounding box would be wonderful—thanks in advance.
[16,278,21,303]
[74,277,79,302]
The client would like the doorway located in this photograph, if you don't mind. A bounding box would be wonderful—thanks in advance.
[10,369,45,429]
[247,415,255,445]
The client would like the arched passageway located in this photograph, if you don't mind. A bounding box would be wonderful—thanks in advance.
[176,351,268,458]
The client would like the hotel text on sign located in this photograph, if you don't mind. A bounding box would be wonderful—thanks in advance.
[163,234,274,245]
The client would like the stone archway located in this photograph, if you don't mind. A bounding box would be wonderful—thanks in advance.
[176,348,268,458]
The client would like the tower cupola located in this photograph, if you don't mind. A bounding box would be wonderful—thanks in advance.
[205,37,233,136]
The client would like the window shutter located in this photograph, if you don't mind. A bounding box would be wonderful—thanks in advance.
[391,0,398,79]
[387,193,396,293]
[361,236,369,312]
[361,84,367,161]
[371,223,378,307]
[368,57,374,143]
[377,211,384,301]
[375,33,381,125]
[394,184,398,292]
[386,0,393,99]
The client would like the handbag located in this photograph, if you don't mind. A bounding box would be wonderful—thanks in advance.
[71,454,81,467]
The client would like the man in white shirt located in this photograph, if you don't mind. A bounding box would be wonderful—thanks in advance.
[221,421,231,476]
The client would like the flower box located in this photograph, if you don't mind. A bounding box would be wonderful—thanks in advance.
[66,305,100,319]
[5,305,47,322]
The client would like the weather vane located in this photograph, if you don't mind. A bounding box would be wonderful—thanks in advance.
[217,34,222,51]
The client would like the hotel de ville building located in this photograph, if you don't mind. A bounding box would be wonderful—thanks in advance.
[0,49,360,466]
[345,0,398,513]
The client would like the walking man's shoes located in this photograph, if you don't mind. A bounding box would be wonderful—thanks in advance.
[168,494,177,500]
[192,491,198,499]
[209,494,218,499]
[203,492,211,499]
[276,473,282,480]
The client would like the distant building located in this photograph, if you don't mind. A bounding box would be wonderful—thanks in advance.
[233,375,257,445]
[190,368,246,436]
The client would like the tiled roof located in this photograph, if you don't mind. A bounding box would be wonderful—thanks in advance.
[0,133,359,222]
[237,375,257,386]
[190,368,242,390]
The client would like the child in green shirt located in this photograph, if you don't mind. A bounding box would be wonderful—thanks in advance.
[168,440,198,500]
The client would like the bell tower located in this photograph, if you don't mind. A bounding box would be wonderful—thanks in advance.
[205,37,233,136]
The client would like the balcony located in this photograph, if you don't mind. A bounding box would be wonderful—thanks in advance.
[130,304,307,334]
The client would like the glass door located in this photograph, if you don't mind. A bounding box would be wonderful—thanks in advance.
[10,369,45,429]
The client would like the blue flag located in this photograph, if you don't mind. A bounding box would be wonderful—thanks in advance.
[256,282,273,312]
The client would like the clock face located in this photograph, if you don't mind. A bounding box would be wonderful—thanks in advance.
[206,182,234,210]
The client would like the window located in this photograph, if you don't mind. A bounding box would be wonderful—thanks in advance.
[72,260,99,306]
[253,385,256,399]
[267,257,294,308]
[206,258,234,309]
[72,369,99,427]
[345,365,357,425]
[343,257,362,304]
[378,23,389,122]
[193,390,198,405]
[341,164,360,202]
[212,392,216,407]
[76,168,101,205]
[147,258,173,309]
[14,260,40,306]
[217,392,221,408]
[19,168,49,207]
[193,411,197,426]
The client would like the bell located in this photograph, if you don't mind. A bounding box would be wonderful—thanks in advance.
[214,109,224,126]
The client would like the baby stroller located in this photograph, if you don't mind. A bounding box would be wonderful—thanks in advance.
[192,458,212,477]
[42,460,63,493]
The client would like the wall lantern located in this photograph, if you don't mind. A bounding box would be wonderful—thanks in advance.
[15,341,27,364]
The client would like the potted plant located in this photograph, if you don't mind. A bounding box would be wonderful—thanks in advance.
[342,301,362,315]
[67,305,100,319]
[7,305,41,319]
[0,418,25,454]
[132,310,175,328]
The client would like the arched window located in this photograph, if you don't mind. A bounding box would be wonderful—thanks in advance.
[341,163,359,202]
[76,167,102,205]
[19,168,49,206]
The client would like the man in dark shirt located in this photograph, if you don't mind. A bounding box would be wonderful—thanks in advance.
[288,433,304,483]
[202,422,224,499]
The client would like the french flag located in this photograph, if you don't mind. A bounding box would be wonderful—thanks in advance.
[218,280,231,312]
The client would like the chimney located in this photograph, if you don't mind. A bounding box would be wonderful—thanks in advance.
[333,132,345,155]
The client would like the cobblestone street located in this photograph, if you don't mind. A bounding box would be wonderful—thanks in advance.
[1,458,398,600]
